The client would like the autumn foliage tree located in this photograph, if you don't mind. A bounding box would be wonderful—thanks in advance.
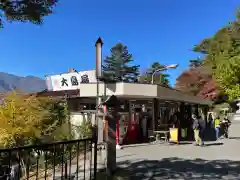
[176,9,240,101]
[175,66,214,96]
[196,79,219,100]
[175,62,220,101]
[0,91,70,148]
[193,9,240,100]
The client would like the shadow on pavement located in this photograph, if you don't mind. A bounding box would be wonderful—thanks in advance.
[204,142,223,146]
[117,157,240,179]
[123,142,194,149]
[229,137,240,140]
[178,142,193,145]
[117,154,136,158]
[122,143,155,149]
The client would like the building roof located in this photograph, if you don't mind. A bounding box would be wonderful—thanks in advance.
[40,82,212,105]
[36,89,80,98]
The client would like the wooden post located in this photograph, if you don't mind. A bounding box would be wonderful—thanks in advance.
[103,95,120,176]
[106,106,117,176]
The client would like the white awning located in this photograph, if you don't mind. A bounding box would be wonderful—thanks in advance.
[77,82,212,105]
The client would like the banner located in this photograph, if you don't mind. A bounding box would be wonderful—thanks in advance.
[46,70,97,91]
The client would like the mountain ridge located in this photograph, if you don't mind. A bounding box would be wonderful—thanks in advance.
[0,72,47,93]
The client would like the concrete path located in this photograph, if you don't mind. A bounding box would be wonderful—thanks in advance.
[115,120,240,180]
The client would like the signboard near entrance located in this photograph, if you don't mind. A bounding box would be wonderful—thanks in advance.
[46,70,97,91]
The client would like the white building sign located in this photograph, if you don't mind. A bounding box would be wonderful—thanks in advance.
[46,70,97,91]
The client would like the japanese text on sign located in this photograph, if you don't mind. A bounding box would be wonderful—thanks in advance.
[46,70,97,91]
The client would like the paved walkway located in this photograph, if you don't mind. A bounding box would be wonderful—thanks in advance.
[116,120,240,180]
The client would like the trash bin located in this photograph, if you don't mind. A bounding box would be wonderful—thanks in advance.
[181,128,187,138]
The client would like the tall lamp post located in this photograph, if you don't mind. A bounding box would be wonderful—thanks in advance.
[95,37,119,175]
[95,37,103,126]
[151,64,178,84]
[94,37,103,180]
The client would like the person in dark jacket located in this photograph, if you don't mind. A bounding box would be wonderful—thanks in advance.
[208,113,213,128]
[192,114,205,146]
[198,115,206,142]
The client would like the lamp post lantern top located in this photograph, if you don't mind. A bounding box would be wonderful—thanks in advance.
[165,64,178,69]
[151,63,179,84]
[95,37,104,46]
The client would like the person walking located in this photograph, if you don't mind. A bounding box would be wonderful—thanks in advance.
[208,113,213,128]
[198,115,206,144]
[222,116,231,138]
[192,114,204,146]
[214,116,221,140]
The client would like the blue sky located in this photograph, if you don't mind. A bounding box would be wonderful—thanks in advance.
[0,0,239,86]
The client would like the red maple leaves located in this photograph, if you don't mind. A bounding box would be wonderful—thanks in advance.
[175,67,219,100]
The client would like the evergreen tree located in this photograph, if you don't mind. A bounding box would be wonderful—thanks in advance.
[0,0,57,28]
[139,62,170,87]
[102,43,140,82]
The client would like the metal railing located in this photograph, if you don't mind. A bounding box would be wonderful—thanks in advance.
[0,138,97,180]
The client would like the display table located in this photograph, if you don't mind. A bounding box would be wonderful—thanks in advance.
[153,130,169,143]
